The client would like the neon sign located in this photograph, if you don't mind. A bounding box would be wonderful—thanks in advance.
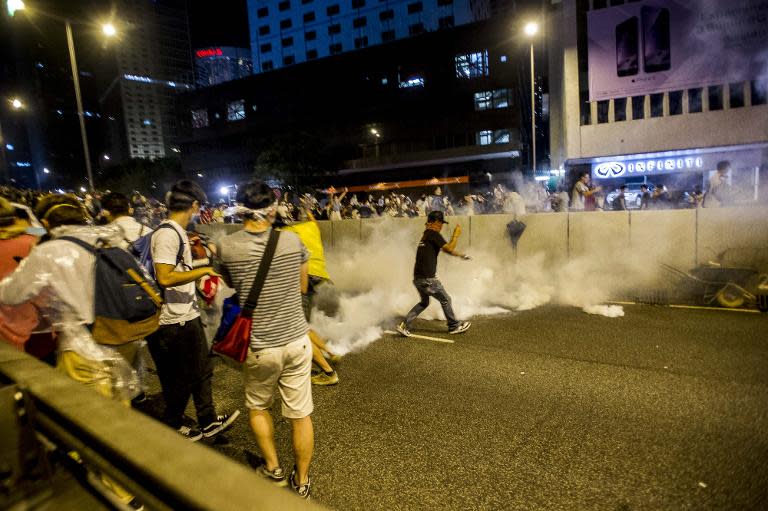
[196,48,224,58]
[594,156,704,179]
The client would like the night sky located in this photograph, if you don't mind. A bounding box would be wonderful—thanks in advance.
[188,0,250,50]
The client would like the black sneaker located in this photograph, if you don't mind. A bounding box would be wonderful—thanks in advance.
[290,467,311,500]
[202,410,241,438]
[177,425,203,442]
[395,321,411,337]
[448,321,471,335]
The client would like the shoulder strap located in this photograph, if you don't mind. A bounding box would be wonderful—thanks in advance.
[59,236,96,253]
[241,229,280,318]
[152,223,185,265]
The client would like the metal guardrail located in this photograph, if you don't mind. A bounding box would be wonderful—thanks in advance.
[0,343,324,511]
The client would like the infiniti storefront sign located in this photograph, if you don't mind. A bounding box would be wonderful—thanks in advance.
[594,156,704,178]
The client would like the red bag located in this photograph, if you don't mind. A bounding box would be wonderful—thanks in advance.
[212,316,252,363]
[212,229,280,363]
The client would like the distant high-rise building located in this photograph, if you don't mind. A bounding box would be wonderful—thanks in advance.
[246,0,492,73]
[194,46,253,87]
[101,0,194,162]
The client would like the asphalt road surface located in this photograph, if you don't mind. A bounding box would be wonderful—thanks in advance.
[143,304,768,511]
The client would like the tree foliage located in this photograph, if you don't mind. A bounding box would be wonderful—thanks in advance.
[97,157,185,198]
[253,132,341,191]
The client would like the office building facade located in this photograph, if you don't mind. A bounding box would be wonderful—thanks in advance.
[101,0,194,163]
[178,17,529,195]
[246,0,493,73]
[195,47,254,87]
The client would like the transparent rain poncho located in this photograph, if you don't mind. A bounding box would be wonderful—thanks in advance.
[1,224,142,401]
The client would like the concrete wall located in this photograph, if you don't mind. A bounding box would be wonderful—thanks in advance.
[196,207,768,271]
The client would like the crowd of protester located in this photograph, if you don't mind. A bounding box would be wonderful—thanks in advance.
[0,157,751,505]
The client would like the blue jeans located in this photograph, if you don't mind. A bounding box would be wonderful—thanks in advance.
[404,278,458,329]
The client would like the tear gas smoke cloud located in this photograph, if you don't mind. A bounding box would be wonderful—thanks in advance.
[311,216,654,355]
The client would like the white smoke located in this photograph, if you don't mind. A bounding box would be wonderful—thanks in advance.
[311,217,640,355]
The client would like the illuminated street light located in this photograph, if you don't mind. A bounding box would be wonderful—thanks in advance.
[10,98,24,110]
[197,172,204,178]
[220,186,229,195]
[524,22,539,37]
[370,128,378,135]
[7,0,25,17]
[43,167,50,174]
[79,186,87,192]
[102,23,116,37]
[102,154,110,160]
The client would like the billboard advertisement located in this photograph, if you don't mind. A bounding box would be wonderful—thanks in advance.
[587,0,768,101]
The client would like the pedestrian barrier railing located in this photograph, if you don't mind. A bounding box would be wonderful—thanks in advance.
[0,343,324,511]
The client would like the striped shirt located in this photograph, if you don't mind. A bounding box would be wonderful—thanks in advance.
[217,228,309,350]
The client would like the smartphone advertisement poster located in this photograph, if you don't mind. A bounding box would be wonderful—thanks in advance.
[587,0,768,101]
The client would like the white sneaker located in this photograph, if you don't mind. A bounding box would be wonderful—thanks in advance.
[448,321,471,335]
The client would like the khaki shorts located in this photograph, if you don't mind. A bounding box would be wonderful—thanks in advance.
[244,335,313,419]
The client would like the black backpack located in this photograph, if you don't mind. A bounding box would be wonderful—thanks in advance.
[60,237,163,345]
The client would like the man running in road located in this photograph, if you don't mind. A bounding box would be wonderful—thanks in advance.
[397,211,471,336]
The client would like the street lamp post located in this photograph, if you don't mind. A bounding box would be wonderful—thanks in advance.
[524,21,539,175]
[64,20,96,191]
[10,3,116,191]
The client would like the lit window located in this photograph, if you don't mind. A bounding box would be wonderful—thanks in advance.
[474,89,511,111]
[477,129,510,145]
[474,91,492,111]
[399,75,424,88]
[477,130,492,145]
[493,129,510,144]
[455,50,489,79]
[227,100,246,121]
[191,109,209,128]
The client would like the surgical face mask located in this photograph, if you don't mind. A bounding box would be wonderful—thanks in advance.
[25,226,48,236]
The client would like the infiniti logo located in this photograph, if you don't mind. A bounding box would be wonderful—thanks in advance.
[594,161,626,178]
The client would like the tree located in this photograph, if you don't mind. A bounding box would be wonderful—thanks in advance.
[252,132,341,191]
[97,157,185,198]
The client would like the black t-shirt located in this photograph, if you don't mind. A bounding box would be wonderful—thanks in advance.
[413,229,447,278]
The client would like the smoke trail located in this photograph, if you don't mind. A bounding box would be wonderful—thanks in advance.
[312,217,643,355]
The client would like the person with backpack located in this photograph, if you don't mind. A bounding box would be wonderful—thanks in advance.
[100,192,150,247]
[146,180,239,441]
[0,193,144,509]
